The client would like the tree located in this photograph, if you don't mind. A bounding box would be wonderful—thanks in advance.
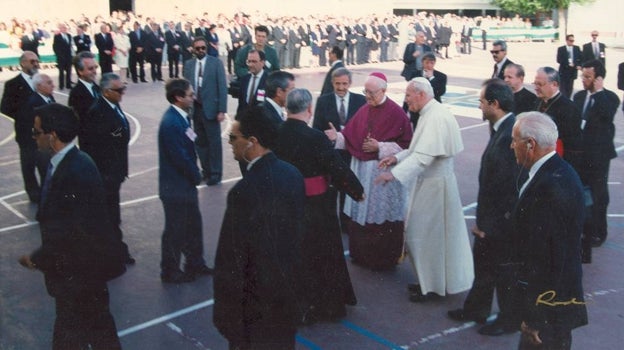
[492,0,595,40]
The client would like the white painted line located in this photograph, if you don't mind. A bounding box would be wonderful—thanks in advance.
[0,199,30,222]
[462,202,477,211]
[0,159,19,166]
[165,322,211,349]
[128,166,159,178]
[117,299,214,337]
[121,195,159,207]
[0,190,26,201]
[0,221,38,234]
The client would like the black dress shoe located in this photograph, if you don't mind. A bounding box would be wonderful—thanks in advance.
[478,322,516,336]
[447,308,488,324]
[185,264,214,277]
[206,176,221,186]
[161,270,195,284]
[590,236,605,247]
[408,284,441,303]
[140,79,148,83]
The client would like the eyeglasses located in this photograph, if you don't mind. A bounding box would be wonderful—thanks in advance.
[32,128,44,137]
[194,46,207,51]
[490,50,504,54]
[109,87,126,94]
[591,34,598,37]
[362,89,381,96]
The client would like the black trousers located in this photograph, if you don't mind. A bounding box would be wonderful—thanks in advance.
[160,197,205,272]
[559,76,575,99]
[57,61,72,89]
[150,54,163,81]
[103,179,130,256]
[19,144,49,201]
[583,158,611,242]
[53,284,121,350]
[192,103,223,180]
[168,53,180,78]
[129,51,145,81]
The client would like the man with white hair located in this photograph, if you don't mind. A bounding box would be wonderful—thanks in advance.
[376,77,474,302]
[325,72,412,271]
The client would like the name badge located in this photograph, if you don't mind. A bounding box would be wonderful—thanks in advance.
[186,127,197,141]
[256,89,265,102]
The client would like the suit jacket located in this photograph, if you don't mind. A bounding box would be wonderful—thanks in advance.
[183,56,228,120]
[165,30,182,58]
[557,45,582,79]
[95,32,114,55]
[476,115,519,260]
[69,80,98,143]
[81,97,130,184]
[401,42,432,80]
[53,33,73,66]
[234,44,280,78]
[320,60,344,96]
[573,89,620,164]
[422,70,447,103]
[514,87,538,115]
[32,146,124,296]
[494,58,514,80]
[128,29,146,53]
[236,69,268,115]
[21,32,40,55]
[73,33,91,53]
[510,154,587,333]
[618,62,624,91]
[313,92,366,132]
[179,30,194,61]
[145,30,165,61]
[582,42,606,66]
[1,74,34,141]
[158,106,201,201]
[213,152,305,340]
[538,93,583,171]
[14,93,50,147]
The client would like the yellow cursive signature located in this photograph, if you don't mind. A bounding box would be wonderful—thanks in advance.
[535,290,586,306]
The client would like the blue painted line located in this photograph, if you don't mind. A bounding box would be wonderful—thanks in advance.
[296,334,323,350]
[341,320,403,349]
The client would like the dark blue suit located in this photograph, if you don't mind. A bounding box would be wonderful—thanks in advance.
[214,152,305,348]
[313,92,366,132]
[52,33,73,89]
[557,45,582,98]
[400,42,432,80]
[511,154,587,348]
[32,146,123,349]
[236,70,267,115]
[158,106,205,273]
[128,29,147,82]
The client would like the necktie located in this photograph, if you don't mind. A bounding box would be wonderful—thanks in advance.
[40,162,54,206]
[49,95,55,103]
[248,74,257,104]
[492,63,498,79]
[115,105,129,129]
[197,60,203,89]
[137,30,140,40]
[582,93,592,121]
[339,97,346,125]
[594,43,599,58]
[92,84,100,98]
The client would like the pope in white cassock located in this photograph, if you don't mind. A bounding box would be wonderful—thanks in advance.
[375,77,474,302]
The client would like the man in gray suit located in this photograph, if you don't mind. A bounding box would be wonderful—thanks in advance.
[183,37,228,185]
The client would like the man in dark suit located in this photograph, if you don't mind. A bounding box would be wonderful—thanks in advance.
[533,67,584,173]
[557,34,583,98]
[145,23,165,82]
[573,60,620,248]
[448,80,520,336]
[21,24,41,57]
[401,31,432,81]
[314,68,365,133]
[420,53,447,103]
[19,103,124,350]
[491,40,513,80]
[320,46,345,96]
[503,64,538,115]
[94,23,114,73]
[1,51,40,202]
[214,106,305,349]
[128,21,147,83]
[81,73,134,264]
[69,52,100,148]
[165,21,182,78]
[236,50,267,115]
[158,79,212,283]
[179,22,195,63]
[261,70,295,126]
[52,23,73,90]
[73,24,91,53]
[618,61,624,111]
[509,112,587,350]
[183,37,228,185]
[582,30,606,68]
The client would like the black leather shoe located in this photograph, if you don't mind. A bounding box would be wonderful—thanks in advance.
[447,308,488,324]
[125,254,136,265]
[206,176,221,186]
[161,270,195,284]
[590,236,605,247]
[140,79,148,83]
[478,322,516,336]
[185,265,214,277]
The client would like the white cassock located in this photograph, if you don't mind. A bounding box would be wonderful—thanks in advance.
[391,99,474,296]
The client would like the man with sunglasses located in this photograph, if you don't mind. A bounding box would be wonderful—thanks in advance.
[490,40,514,80]
[81,73,134,265]
[0,51,40,203]
[183,36,228,186]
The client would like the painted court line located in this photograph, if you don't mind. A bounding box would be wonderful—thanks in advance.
[341,320,404,349]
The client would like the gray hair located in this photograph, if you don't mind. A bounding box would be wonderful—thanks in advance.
[72,51,95,72]
[286,88,313,114]
[408,77,434,99]
[331,67,352,83]
[31,73,50,88]
[492,40,507,51]
[515,111,558,148]
[537,66,560,84]
[100,72,121,90]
